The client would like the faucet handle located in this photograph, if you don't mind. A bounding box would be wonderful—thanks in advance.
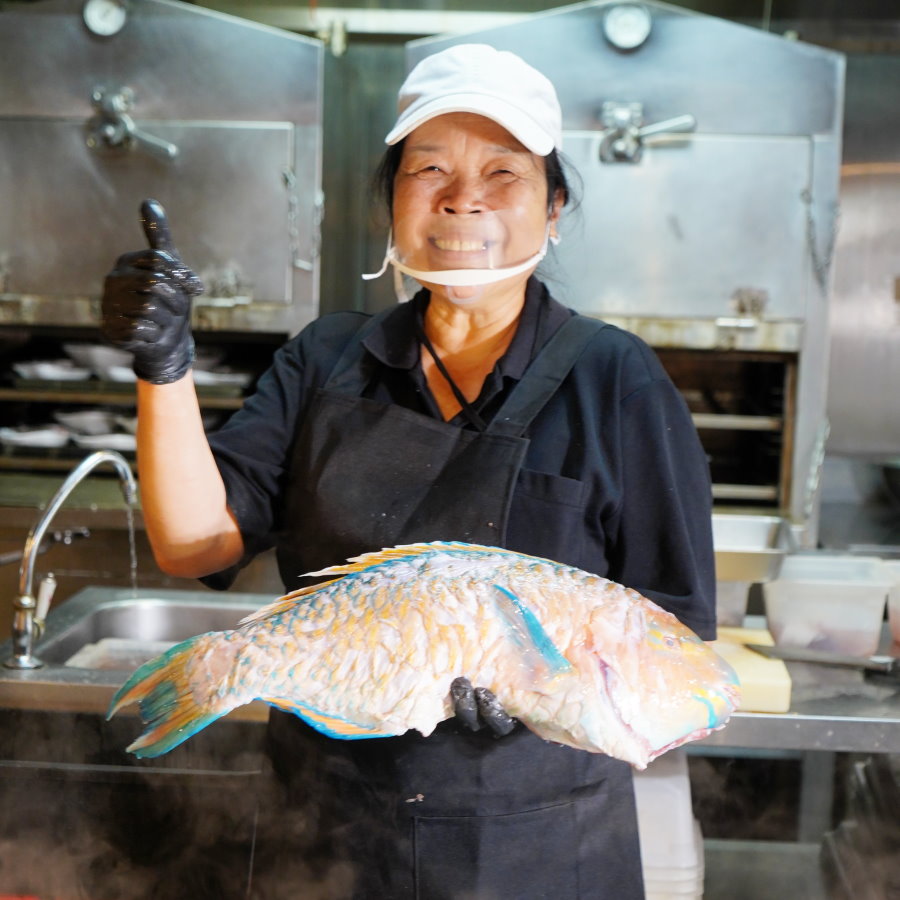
[34,573,57,635]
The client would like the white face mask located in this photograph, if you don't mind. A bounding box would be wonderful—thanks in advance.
[363,225,554,287]
[362,224,560,303]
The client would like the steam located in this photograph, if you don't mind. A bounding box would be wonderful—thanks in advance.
[0,710,356,899]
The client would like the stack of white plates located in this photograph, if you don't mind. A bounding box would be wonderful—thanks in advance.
[642,819,705,899]
[633,749,705,900]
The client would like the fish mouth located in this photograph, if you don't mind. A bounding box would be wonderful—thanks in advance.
[644,720,729,767]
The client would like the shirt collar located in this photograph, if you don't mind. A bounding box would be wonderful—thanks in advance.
[362,277,572,379]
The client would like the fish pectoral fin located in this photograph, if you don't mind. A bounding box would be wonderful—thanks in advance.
[262,697,398,740]
[492,584,571,677]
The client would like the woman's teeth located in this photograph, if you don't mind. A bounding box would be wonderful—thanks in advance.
[433,238,486,252]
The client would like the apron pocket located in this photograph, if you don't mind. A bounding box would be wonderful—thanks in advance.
[507,470,588,568]
[413,801,578,900]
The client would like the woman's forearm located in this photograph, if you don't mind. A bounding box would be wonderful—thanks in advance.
[136,376,244,577]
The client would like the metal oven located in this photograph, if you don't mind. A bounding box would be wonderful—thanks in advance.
[0,0,323,337]
[411,1,845,541]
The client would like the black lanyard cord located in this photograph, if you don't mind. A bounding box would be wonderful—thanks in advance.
[415,319,488,433]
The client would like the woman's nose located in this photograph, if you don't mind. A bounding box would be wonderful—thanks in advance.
[440,175,485,214]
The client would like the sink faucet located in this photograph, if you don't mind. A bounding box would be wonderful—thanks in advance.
[4,450,137,670]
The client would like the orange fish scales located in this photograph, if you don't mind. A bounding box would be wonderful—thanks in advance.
[399,606,427,647]
[439,625,463,674]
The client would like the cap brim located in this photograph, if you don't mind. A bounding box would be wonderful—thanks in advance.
[385,93,555,156]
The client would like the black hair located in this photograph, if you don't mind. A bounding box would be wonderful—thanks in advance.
[371,139,576,223]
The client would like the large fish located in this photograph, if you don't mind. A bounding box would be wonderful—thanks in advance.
[108,542,740,768]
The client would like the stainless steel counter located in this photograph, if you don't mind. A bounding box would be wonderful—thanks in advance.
[701,622,900,755]
[699,672,900,754]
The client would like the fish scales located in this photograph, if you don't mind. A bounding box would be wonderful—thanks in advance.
[108,542,740,767]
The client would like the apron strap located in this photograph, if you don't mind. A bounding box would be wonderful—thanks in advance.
[487,315,608,437]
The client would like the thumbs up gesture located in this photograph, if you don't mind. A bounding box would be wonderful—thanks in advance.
[101,199,204,384]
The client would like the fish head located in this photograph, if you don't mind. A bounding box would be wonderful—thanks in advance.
[578,594,741,766]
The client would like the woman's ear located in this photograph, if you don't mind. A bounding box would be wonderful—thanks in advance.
[549,189,564,240]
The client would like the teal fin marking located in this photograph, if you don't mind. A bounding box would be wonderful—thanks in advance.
[492,584,571,674]
[265,696,397,741]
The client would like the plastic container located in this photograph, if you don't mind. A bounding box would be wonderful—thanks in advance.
[715,580,750,626]
[763,554,892,657]
[885,560,900,646]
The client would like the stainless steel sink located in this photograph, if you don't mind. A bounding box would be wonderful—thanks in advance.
[0,586,273,718]
[36,587,265,665]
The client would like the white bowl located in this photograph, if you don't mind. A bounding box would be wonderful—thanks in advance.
[192,369,252,388]
[0,424,71,448]
[71,433,137,452]
[53,409,116,436]
[113,414,138,435]
[13,360,92,381]
[62,343,133,374]
[104,365,138,383]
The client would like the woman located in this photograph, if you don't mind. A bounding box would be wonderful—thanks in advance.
[102,43,716,899]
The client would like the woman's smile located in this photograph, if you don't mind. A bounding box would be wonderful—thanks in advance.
[431,236,489,253]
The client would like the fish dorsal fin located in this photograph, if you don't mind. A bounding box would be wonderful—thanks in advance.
[235,544,473,627]
[237,542,558,627]
[306,541,493,576]
[236,577,345,626]
[307,541,557,577]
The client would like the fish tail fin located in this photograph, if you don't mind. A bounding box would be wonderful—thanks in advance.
[107,633,232,758]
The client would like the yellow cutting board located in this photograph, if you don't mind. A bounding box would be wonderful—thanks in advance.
[711,626,792,713]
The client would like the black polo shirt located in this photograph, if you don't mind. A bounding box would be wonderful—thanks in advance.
[359,276,572,427]
[207,277,716,638]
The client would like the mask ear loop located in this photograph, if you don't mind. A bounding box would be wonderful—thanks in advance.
[361,229,393,281]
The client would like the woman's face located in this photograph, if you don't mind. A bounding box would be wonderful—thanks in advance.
[392,112,560,302]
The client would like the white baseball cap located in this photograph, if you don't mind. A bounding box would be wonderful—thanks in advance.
[385,43,562,156]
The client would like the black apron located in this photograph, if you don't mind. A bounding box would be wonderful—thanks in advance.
[267,311,645,900]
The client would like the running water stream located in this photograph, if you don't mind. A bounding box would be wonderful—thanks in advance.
[124,501,138,597]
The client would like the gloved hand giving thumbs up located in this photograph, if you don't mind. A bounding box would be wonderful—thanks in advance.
[101,199,204,384]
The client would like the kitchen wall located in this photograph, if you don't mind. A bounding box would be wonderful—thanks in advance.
[1,0,897,606]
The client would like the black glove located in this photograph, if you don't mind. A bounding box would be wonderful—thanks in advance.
[101,198,204,385]
[450,676,517,737]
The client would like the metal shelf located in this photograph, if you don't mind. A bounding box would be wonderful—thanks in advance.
[712,483,780,502]
[0,387,243,410]
[692,413,783,432]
